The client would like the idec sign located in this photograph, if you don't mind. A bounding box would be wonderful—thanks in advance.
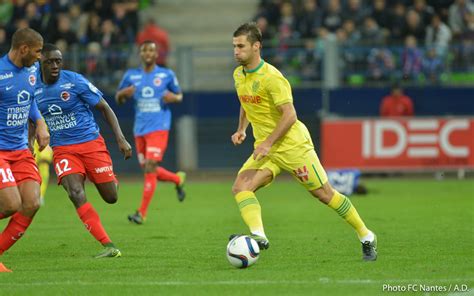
[322,118,474,170]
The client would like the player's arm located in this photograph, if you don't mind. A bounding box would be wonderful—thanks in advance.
[162,91,183,103]
[29,100,50,151]
[163,71,183,103]
[95,98,132,160]
[231,106,249,145]
[253,102,297,160]
[115,85,135,105]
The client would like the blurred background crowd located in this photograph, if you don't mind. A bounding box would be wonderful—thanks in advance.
[0,0,473,90]
[254,0,474,85]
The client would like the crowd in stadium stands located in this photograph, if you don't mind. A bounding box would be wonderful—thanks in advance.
[0,0,163,89]
[255,0,474,84]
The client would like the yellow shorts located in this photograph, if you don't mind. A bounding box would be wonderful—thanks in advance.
[34,141,53,163]
[238,147,328,191]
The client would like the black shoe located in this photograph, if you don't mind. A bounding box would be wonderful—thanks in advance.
[127,211,144,225]
[362,234,377,261]
[176,171,186,202]
[229,233,270,250]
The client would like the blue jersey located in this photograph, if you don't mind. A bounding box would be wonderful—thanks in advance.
[0,55,39,150]
[35,70,102,147]
[327,169,361,196]
[118,66,181,136]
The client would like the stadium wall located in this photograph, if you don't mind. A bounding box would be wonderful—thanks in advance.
[101,87,474,175]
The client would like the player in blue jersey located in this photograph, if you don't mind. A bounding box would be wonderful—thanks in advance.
[36,43,132,258]
[0,28,49,272]
[116,40,186,225]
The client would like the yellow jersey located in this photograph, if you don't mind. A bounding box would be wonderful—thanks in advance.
[233,60,313,152]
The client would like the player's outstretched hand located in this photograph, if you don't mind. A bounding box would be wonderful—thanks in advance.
[231,131,246,145]
[36,121,50,151]
[118,138,132,160]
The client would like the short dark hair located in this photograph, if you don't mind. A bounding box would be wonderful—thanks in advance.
[233,22,262,45]
[42,43,60,54]
[11,28,43,49]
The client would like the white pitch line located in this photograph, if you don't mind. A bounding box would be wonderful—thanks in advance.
[0,279,472,287]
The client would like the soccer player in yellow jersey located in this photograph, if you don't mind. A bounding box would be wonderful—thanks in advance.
[34,141,52,205]
[230,22,377,261]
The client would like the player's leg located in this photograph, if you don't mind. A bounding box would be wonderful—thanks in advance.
[129,132,162,224]
[156,166,186,202]
[230,155,280,249]
[131,159,158,223]
[284,149,377,260]
[0,186,21,273]
[0,188,21,220]
[309,183,377,261]
[61,174,120,258]
[0,180,40,262]
[148,130,186,201]
[95,182,118,204]
[0,151,42,271]
[35,142,52,204]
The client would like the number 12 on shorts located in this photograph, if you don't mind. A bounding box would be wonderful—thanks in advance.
[55,159,71,176]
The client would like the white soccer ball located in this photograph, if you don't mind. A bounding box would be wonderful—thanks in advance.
[226,235,260,268]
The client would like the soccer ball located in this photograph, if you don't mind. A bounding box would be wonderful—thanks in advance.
[226,235,260,268]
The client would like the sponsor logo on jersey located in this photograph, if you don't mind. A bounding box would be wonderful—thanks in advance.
[142,86,154,98]
[239,95,262,104]
[130,74,142,80]
[153,77,162,86]
[60,91,70,101]
[29,74,36,86]
[157,73,168,78]
[60,83,74,89]
[0,72,13,80]
[17,90,31,104]
[48,104,63,115]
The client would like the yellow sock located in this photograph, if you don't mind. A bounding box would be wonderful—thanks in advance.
[235,191,265,235]
[328,191,369,239]
[39,162,50,199]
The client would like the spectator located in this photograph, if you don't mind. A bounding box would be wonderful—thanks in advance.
[85,12,102,44]
[136,19,169,66]
[24,1,42,33]
[0,25,8,52]
[401,35,423,80]
[360,16,385,46]
[388,2,407,42]
[50,13,78,46]
[422,47,444,84]
[0,0,13,27]
[448,0,474,38]
[372,0,391,29]
[342,0,370,27]
[367,48,395,81]
[402,10,426,42]
[380,84,414,117]
[276,1,298,51]
[296,0,322,39]
[322,0,343,32]
[411,0,435,26]
[425,14,452,56]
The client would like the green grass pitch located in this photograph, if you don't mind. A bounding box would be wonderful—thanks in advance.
[0,178,472,295]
